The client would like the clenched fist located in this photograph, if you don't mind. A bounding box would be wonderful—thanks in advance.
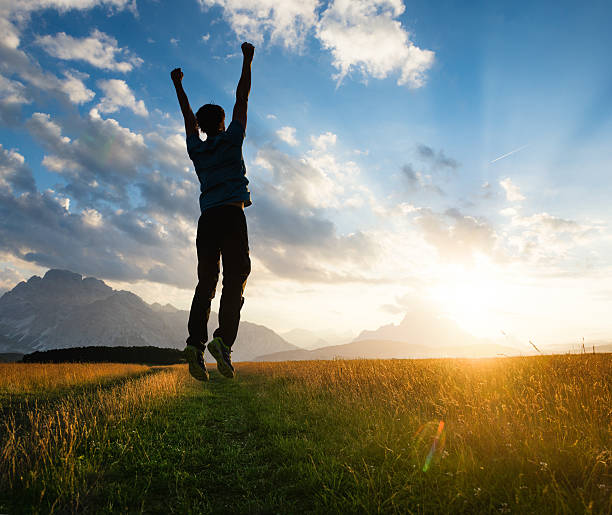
[241,42,254,61]
[170,68,183,83]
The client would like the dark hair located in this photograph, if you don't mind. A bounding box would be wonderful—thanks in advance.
[196,104,225,134]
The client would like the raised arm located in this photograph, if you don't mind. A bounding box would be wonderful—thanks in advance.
[171,68,197,137]
[232,42,254,131]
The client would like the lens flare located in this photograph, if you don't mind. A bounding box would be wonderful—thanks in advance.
[422,420,445,472]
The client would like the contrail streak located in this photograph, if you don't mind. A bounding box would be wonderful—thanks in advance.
[489,144,529,164]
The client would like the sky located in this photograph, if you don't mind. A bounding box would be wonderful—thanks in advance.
[1,0,611,347]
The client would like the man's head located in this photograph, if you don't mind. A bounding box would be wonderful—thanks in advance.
[196,104,225,136]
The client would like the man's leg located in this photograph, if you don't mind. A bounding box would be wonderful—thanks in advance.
[186,211,221,351]
[214,206,251,348]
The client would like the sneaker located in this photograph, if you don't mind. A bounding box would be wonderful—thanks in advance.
[184,344,209,381]
[207,337,235,378]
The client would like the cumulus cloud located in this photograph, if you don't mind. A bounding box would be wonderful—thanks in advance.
[0,74,30,124]
[250,190,378,282]
[506,212,598,261]
[0,143,199,289]
[0,0,135,52]
[28,110,148,206]
[0,42,96,110]
[35,29,143,72]
[145,131,193,173]
[0,0,208,289]
[0,185,196,288]
[135,170,199,221]
[255,146,340,209]
[317,0,435,87]
[311,131,337,149]
[245,133,383,282]
[414,207,498,262]
[254,132,366,212]
[96,79,148,116]
[0,74,29,104]
[0,144,36,193]
[500,177,525,202]
[200,0,319,49]
[203,0,434,88]
[61,71,95,104]
[276,126,298,146]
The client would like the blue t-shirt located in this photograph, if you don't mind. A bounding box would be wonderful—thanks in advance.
[186,120,252,212]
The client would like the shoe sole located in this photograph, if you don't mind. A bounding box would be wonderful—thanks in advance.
[184,345,209,381]
[207,339,235,378]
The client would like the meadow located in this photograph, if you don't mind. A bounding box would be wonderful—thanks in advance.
[0,355,610,514]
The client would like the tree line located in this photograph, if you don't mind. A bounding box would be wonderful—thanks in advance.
[22,346,186,365]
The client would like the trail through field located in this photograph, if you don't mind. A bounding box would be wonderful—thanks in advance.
[92,375,315,513]
[1,356,610,514]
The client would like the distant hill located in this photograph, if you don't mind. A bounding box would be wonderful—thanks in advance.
[354,305,487,347]
[0,269,298,361]
[281,328,330,350]
[254,339,524,361]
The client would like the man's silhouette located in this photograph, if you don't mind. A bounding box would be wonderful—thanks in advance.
[171,42,254,381]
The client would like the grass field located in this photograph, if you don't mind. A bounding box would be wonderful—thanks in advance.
[1,355,610,514]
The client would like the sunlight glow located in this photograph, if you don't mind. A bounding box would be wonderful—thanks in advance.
[428,257,516,337]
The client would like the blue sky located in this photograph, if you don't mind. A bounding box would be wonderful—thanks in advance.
[1,0,611,346]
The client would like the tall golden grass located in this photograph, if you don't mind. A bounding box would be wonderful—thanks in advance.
[0,363,150,393]
[238,354,611,508]
[1,365,187,504]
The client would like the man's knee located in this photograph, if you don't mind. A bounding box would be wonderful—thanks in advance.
[224,253,250,280]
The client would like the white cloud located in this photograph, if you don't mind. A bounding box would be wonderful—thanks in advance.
[96,79,148,116]
[81,208,103,227]
[311,131,337,150]
[0,144,36,193]
[0,3,136,110]
[500,207,517,217]
[254,134,366,211]
[1,0,134,50]
[201,33,211,42]
[414,208,498,262]
[146,131,193,173]
[316,0,435,87]
[28,112,71,144]
[200,0,319,49]
[504,211,600,264]
[28,110,148,207]
[35,29,143,72]
[500,177,525,202]
[170,38,179,45]
[0,75,29,104]
[276,126,298,146]
[61,71,95,104]
[203,0,434,88]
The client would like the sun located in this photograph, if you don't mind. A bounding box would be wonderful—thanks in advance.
[428,257,517,338]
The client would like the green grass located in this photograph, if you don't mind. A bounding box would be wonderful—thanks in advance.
[1,355,610,514]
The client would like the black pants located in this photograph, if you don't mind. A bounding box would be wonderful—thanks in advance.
[186,205,250,351]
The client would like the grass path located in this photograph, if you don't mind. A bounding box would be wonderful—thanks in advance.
[2,356,610,514]
[93,372,316,514]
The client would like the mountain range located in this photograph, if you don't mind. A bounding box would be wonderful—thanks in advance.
[2,269,609,362]
[0,269,298,361]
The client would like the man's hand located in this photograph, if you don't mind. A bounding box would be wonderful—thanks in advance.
[241,42,254,62]
[171,67,197,136]
[171,68,183,84]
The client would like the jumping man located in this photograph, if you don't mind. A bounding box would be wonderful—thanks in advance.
[171,42,254,380]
